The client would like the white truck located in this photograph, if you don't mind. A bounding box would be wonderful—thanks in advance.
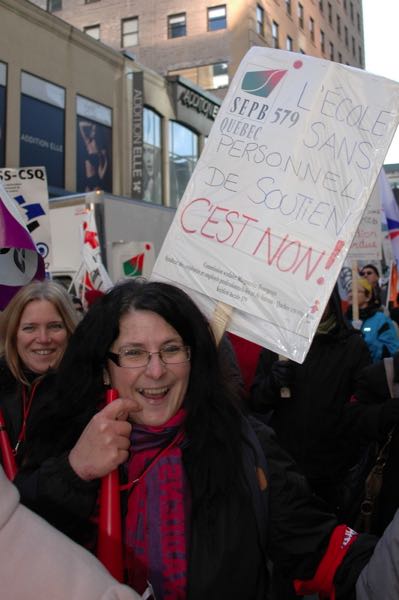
[49,191,176,291]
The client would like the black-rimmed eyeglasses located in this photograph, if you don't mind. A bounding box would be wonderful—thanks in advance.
[107,345,191,369]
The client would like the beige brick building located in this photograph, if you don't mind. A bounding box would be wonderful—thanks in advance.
[39,0,365,98]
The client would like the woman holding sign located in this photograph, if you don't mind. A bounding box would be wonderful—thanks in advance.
[27,278,388,600]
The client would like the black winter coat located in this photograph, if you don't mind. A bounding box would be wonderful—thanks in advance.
[344,353,399,535]
[0,359,98,543]
[250,307,371,483]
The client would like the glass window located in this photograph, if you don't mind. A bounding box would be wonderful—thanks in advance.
[358,45,363,65]
[169,63,228,91]
[336,14,341,37]
[169,122,198,208]
[285,0,291,16]
[328,2,332,25]
[84,25,100,40]
[320,29,325,53]
[47,0,62,10]
[286,35,293,51]
[168,13,186,38]
[212,62,228,88]
[122,17,138,47]
[343,0,347,11]
[352,36,356,57]
[309,17,315,42]
[338,52,342,63]
[357,12,361,33]
[208,5,227,31]
[272,21,279,48]
[142,108,162,205]
[329,41,334,61]
[350,2,354,22]
[319,0,323,13]
[298,3,304,29]
[344,25,348,47]
[256,4,265,37]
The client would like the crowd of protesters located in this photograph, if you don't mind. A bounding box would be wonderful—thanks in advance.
[1,266,399,599]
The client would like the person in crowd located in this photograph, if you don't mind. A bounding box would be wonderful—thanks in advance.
[344,350,399,537]
[346,278,399,362]
[0,465,141,600]
[0,280,78,467]
[250,285,372,522]
[359,264,383,308]
[250,286,373,599]
[71,294,85,316]
[23,279,379,600]
[0,280,90,541]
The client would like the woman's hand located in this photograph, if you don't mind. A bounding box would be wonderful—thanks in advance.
[68,398,141,481]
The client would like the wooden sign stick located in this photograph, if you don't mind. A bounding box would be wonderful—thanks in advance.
[211,301,234,346]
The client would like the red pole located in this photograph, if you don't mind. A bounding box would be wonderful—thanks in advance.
[0,408,18,480]
[97,388,124,582]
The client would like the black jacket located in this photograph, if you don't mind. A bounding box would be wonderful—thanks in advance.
[0,359,98,543]
[250,291,372,482]
[345,353,399,535]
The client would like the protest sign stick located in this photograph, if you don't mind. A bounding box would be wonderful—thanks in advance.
[211,301,233,346]
[351,261,361,328]
[278,355,292,399]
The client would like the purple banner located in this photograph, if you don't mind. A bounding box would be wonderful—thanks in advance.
[0,184,44,310]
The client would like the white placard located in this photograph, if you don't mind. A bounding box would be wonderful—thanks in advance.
[152,47,399,362]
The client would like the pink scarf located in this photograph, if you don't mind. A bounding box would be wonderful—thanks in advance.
[124,409,190,599]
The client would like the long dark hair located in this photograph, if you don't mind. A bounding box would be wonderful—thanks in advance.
[55,280,246,505]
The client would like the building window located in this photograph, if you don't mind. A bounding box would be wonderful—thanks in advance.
[143,108,163,205]
[320,29,325,53]
[352,36,356,57]
[328,2,332,25]
[256,4,265,37]
[309,17,315,42]
[122,17,138,47]
[169,122,198,208]
[329,41,334,61]
[350,1,354,22]
[338,52,342,63]
[47,0,62,10]
[337,14,341,37]
[168,13,186,38]
[272,21,279,48]
[212,62,229,88]
[85,0,100,4]
[285,0,291,16]
[357,12,361,33]
[298,3,304,29]
[319,0,323,13]
[84,25,100,40]
[286,35,293,51]
[344,25,348,47]
[208,5,227,31]
[343,0,347,11]
[358,45,363,65]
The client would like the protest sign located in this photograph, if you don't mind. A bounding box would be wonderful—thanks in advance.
[0,166,52,272]
[152,47,399,362]
[0,181,44,310]
[111,241,155,282]
[348,179,381,261]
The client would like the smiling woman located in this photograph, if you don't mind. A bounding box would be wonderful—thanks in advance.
[0,280,79,522]
[27,279,387,600]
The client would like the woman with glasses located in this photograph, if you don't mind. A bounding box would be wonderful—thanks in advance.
[21,279,387,599]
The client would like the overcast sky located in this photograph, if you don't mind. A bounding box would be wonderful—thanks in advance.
[362,0,399,165]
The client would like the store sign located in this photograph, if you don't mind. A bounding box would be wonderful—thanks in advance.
[131,71,144,200]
